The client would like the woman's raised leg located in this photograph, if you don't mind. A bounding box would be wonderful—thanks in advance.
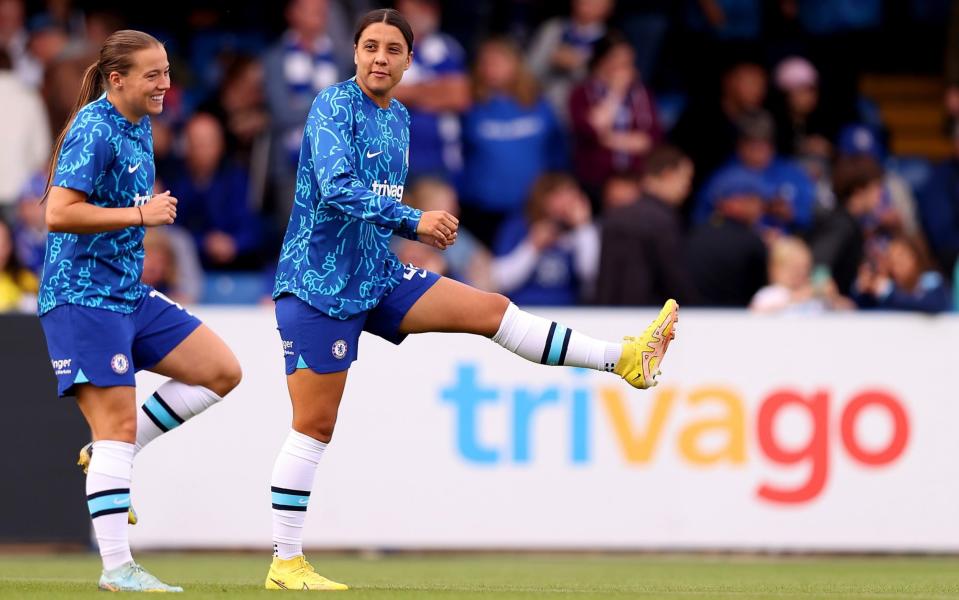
[400,277,678,389]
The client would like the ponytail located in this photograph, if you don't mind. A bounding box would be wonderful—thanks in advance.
[43,62,104,201]
[42,29,161,201]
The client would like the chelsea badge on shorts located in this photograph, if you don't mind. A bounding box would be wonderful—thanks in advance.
[111,353,130,374]
[331,339,348,360]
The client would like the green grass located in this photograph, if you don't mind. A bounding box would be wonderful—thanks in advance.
[1,553,959,598]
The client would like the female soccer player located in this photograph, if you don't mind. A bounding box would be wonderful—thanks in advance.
[266,10,678,590]
[40,30,242,592]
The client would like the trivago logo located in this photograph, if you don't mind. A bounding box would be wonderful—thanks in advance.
[440,364,909,504]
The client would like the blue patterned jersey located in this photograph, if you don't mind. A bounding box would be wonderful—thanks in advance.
[273,78,423,319]
[38,96,153,316]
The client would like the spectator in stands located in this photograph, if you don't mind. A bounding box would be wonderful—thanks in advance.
[84,11,123,49]
[25,14,73,75]
[922,121,959,272]
[0,216,37,312]
[853,234,951,313]
[750,236,853,314]
[393,0,470,181]
[808,155,883,296]
[770,56,837,161]
[527,0,614,123]
[0,0,40,87]
[395,177,494,291]
[41,49,89,133]
[0,47,50,221]
[596,144,700,306]
[141,227,201,305]
[788,0,882,123]
[687,167,768,306]
[601,171,643,211]
[491,173,599,305]
[169,113,262,270]
[12,172,46,275]
[695,109,815,233]
[459,37,566,246]
[198,55,269,166]
[569,32,662,204]
[836,124,921,238]
[42,0,86,38]
[263,0,341,220]
[671,59,768,189]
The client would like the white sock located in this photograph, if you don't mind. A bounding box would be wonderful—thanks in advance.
[270,430,327,560]
[136,381,223,452]
[492,303,622,372]
[86,440,135,571]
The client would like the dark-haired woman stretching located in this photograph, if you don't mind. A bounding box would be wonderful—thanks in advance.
[266,10,678,590]
[40,30,241,592]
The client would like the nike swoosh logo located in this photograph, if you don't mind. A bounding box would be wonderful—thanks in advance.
[366,150,383,158]
[113,496,129,505]
[270,578,288,589]
[128,163,140,173]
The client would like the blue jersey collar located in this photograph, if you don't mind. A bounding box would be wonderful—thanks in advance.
[98,93,149,138]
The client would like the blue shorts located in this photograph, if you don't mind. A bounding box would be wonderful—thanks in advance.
[39,288,203,397]
[275,266,440,374]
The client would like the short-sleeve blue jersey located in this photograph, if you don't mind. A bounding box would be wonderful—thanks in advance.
[273,78,423,319]
[38,96,154,316]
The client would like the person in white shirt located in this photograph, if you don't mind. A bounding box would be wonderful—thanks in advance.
[0,47,50,217]
[750,236,853,314]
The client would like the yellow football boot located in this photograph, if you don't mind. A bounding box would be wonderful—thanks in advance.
[614,298,679,389]
[77,442,138,525]
[265,556,349,591]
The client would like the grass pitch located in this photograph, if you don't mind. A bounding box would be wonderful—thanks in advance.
[1,552,958,599]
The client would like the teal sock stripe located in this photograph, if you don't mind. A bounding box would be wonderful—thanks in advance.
[545,324,568,366]
[142,393,184,432]
[87,488,130,518]
[271,486,310,511]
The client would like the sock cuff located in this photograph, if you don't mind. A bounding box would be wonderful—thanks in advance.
[491,302,519,344]
[157,380,223,409]
[285,430,328,463]
[89,440,135,479]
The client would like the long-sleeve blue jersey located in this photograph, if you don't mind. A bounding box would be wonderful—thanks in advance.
[273,78,423,319]
[39,96,153,316]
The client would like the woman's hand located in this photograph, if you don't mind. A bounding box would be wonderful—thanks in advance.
[141,191,178,226]
[416,210,458,250]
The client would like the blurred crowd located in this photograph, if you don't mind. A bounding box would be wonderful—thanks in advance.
[3,0,959,316]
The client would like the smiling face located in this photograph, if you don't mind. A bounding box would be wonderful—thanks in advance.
[354,21,411,104]
[109,44,170,121]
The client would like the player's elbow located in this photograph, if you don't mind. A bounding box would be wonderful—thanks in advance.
[46,205,69,232]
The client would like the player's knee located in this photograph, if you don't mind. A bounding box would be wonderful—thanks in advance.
[223,358,243,393]
[481,293,510,336]
[209,355,242,397]
[106,414,137,443]
[293,418,335,444]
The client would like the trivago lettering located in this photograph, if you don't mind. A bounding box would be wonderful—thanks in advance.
[440,364,909,504]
